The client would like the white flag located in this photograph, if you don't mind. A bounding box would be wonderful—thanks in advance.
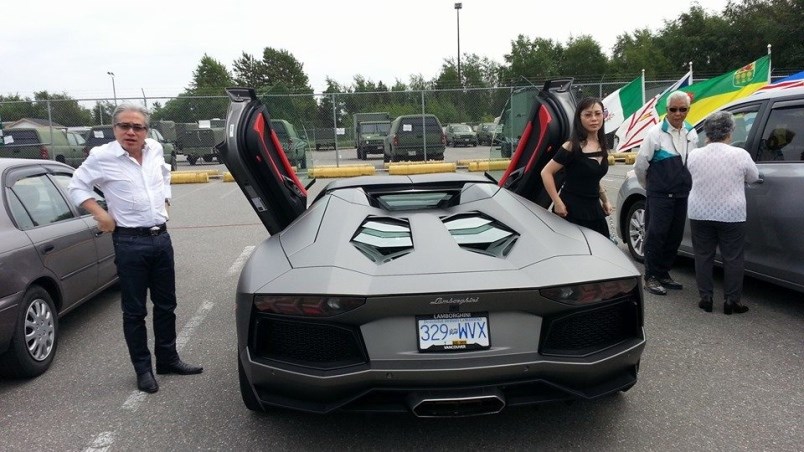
[614,71,693,152]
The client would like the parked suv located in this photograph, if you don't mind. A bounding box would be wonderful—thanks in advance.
[270,119,308,169]
[0,127,85,167]
[616,86,804,293]
[383,114,446,162]
[445,123,478,147]
[477,122,502,146]
[84,125,178,170]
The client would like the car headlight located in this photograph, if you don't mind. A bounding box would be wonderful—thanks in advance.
[539,278,638,304]
[253,295,366,316]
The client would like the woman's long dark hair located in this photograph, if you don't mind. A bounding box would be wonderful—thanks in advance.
[568,97,607,153]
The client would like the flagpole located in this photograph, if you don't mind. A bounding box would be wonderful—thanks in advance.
[641,69,645,104]
[689,61,693,84]
[768,43,772,83]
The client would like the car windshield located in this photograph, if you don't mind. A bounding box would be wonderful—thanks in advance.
[452,125,472,132]
[362,123,390,134]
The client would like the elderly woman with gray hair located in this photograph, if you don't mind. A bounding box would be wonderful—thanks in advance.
[687,111,760,315]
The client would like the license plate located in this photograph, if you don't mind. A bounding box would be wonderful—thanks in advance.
[408,150,416,156]
[417,312,490,352]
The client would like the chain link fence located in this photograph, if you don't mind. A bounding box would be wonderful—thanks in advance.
[0,79,693,168]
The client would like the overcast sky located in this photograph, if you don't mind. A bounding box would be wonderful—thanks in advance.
[1,0,732,101]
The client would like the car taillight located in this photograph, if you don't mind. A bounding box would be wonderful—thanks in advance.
[539,278,638,304]
[392,134,399,146]
[441,133,446,145]
[83,147,90,157]
[39,147,49,160]
[253,295,366,317]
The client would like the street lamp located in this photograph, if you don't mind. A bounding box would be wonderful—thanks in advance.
[454,3,462,87]
[107,71,117,106]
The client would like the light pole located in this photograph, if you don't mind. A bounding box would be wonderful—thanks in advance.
[454,3,462,87]
[107,71,117,106]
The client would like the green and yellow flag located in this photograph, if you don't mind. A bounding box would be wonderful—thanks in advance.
[657,55,771,125]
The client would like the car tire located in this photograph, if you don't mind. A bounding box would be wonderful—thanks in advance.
[0,285,58,378]
[203,155,214,163]
[238,355,264,412]
[170,156,178,171]
[187,156,198,166]
[626,199,646,262]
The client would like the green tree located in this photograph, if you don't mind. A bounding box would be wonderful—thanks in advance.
[0,92,92,126]
[560,35,609,79]
[0,94,35,122]
[153,55,233,122]
[231,52,264,87]
[500,35,564,85]
[723,0,804,72]
[610,28,674,77]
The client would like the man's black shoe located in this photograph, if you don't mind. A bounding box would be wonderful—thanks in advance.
[698,296,713,313]
[137,371,159,393]
[644,276,667,295]
[659,277,683,290]
[156,360,203,375]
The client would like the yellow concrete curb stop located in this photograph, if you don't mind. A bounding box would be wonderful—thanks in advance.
[308,165,375,178]
[388,162,457,175]
[171,172,210,184]
[466,159,511,172]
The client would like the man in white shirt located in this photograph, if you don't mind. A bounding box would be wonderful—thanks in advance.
[634,91,698,296]
[69,104,202,394]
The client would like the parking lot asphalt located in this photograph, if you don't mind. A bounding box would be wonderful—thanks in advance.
[0,150,801,451]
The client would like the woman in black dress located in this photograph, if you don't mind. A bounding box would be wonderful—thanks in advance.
[540,97,613,238]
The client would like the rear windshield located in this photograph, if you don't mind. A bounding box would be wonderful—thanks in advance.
[399,117,442,133]
[451,124,472,132]
[4,130,41,145]
[367,189,461,211]
[85,127,115,148]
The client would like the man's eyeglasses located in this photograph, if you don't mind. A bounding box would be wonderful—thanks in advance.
[115,122,148,132]
[668,107,689,113]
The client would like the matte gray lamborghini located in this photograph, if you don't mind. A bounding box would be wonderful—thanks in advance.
[217,82,645,417]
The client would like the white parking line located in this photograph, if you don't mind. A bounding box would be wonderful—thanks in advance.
[171,182,219,200]
[228,246,255,276]
[220,186,242,199]
[83,431,115,452]
[121,391,147,411]
[176,300,214,351]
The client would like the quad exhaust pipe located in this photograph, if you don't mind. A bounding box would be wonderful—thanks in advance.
[408,389,505,417]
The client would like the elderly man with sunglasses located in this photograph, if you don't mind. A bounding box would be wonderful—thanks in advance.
[634,91,698,296]
[69,104,202,393]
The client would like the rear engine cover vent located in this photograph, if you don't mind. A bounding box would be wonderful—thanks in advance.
[351,217,413,263]
[442,212,518,257]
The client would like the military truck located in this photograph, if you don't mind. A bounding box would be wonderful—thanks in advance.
[179,126,225,165]
[497,87,539,157]
[312,128,337,151]
[270,119,308,169]
[353,112,391,160]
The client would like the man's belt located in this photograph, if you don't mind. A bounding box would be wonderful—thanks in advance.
[114,224,167,236]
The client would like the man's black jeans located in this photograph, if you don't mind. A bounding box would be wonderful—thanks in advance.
[112,231,179,376]
[644,195,687,279]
